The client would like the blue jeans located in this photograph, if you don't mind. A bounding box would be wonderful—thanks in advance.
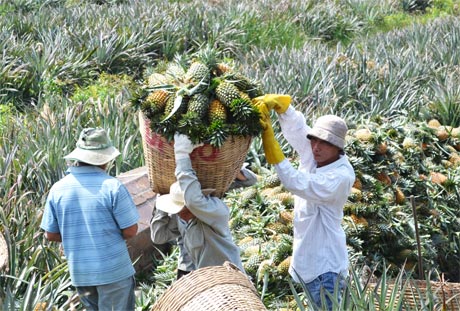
[305,272,345,311]
[76,276,136,311]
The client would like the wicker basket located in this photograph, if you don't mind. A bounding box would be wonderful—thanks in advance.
[368,279,460,310]
[151,261,267,311]
[139,112,252,197]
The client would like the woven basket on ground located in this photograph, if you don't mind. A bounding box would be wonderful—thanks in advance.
[368,279,460,310]
[139,112,252,197]
[151,261,267,311]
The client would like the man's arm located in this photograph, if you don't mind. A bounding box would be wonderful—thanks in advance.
[122,223,138,240]
[44,231,62,242]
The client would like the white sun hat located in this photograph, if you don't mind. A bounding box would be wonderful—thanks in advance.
[156,181,215,214]
[307,115,348,150]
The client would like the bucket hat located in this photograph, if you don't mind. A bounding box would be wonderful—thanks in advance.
[64,128,120,165]
[307,115,348,150]
[156,181,215,214]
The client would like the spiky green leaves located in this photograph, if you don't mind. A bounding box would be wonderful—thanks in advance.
[137,50,264,147]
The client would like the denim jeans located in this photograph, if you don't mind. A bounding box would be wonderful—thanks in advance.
[305,272,345,311]
[76,276,136,311]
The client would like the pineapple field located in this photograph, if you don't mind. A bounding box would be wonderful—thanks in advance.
[1,0,460,310]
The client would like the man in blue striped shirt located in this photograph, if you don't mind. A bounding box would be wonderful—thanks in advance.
[41,128,139,311]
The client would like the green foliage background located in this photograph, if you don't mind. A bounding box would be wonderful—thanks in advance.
[1,0,460,309]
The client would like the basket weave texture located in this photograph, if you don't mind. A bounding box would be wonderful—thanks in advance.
[369,279,460,310]
[139,112,252,197]
[151,262,267,311]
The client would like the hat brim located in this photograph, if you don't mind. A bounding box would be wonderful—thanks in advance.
[155,188,216,214]
[64,146,120,166]
[307,129,344,150]
[155,193,184,214]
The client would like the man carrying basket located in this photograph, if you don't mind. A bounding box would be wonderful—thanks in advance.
[150,133,244,273]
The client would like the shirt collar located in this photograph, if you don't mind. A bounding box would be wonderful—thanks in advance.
[316,154,349,171]
[66,165,106,175]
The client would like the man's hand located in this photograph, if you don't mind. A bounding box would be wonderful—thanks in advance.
[252,94,291,114]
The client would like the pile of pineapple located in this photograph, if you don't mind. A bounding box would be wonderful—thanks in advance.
[133,48,264,147]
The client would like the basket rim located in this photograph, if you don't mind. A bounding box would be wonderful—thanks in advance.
[152,262,264,310]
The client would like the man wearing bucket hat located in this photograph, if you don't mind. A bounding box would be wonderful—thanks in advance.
[253,95,355,310]
[150,133,244,273]
[40,128,139,311]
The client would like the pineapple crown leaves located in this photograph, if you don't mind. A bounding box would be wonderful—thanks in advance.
[229,98,259,121]
[129,85,149,110]
[177,112,208,144]
[190,45,221,71]
[206,120,229,148]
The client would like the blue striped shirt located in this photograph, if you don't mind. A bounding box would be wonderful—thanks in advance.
[40,166,139,286]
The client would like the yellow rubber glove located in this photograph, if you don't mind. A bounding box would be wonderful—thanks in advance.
[252,94,291,114]
[255,102,285,165]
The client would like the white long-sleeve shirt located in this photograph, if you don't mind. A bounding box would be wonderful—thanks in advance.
[275,106,355,283]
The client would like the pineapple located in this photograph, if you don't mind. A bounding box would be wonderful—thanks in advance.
[451,127,460,138]
[238,235,254,247]
[225,72,255,92]
[266,222,290,235]
[184,61,210,94]
[261,185,284,198]
[137,51,265,147]
[272,192,294,206]
[279,210,294,225]
[186,93,210,120]
[165,63,186,81]
[394,186,406,204]
[355,128,373,142]
[273,234,293,265]
[375,142,388,155]
[449,152,460,166]
[239,91,251,102]
[208,99,227,123]
[402,137,417,149]
[163,94,186,120]
[436,127,449,141]
[277,256,292,277]
[427,119,441,128]
[215,81,241,107]
[143,90,169,115]
[353,177,363,190]
[244,254,264,276]
[350,187,363,202]
[264,173,281,188]
[376,172,392,186]
[242,245,262,257]
[240,187,258,202]
[430,171,447,185]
